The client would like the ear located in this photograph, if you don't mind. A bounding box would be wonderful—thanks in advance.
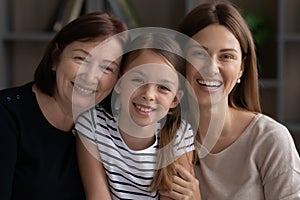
[51,43,60,72]
[238,58,245,79]
[114,79,122,94]
[170,90,184,109]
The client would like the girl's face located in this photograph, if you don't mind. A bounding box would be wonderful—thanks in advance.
[116,50,182,127]
[52,37,123,113]
[186,24,243,107]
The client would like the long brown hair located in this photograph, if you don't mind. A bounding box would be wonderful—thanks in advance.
[178,1,261,113]
[120,33,189,191]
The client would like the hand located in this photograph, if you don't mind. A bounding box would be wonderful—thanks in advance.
[160,164,201,200]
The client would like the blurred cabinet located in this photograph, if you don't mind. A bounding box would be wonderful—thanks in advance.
[278,0,300,150]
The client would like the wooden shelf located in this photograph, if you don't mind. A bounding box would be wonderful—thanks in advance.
[3,32,55,41]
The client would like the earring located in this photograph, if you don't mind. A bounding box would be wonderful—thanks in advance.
[237,78,241,84]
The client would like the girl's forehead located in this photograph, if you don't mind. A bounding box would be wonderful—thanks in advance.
[121,64,179,85]
[123,50,175,73]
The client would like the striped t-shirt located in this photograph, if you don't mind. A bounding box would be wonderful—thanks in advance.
[75,106,195,200]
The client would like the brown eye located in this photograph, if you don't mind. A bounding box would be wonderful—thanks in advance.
[74,56,89,65]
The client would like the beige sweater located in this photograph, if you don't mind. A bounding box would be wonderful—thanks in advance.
[196,114,300,200]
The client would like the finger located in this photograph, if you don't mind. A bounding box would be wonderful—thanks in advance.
[176,164,195,181]
[173,175,189,187]
[172,179,191,195]
[163,189,189,200]
[172,181,201,200]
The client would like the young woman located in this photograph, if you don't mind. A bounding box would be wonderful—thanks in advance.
[0,12,128,199]
[76,32,195,199]
[162,1,300,200]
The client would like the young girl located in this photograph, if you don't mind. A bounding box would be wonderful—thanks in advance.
[75,32,195,199]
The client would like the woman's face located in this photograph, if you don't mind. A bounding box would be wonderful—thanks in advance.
[186,24,243,107]
[116,50,181,127]
[52,37,123,113]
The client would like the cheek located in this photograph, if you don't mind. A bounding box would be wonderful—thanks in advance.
[98,76,118,90]
[56,62,79,80]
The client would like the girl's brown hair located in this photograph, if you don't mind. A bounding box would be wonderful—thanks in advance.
[120,33,190,191]
[178,1,261,113]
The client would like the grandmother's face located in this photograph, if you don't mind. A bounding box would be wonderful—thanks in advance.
[52,37,123,115]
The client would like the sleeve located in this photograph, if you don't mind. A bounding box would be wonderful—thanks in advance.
[0,103,19,199]
[174,120,195,158]
[75,108,97,145]
[258,122,300,200]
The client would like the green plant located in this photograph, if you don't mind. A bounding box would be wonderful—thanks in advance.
[243,12,271,46]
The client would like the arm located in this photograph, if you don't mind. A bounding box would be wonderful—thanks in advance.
[76,134,111,200]
[258,124,300,199]
[0,103,18,199]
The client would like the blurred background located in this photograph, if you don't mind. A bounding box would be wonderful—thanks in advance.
[0,0,299,153]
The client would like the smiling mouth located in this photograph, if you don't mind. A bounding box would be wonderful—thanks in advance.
[197,79,223,88]
[134,103,154,113]
[73,83,97,95]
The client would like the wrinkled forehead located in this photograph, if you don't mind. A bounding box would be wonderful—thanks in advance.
[90,38,124,60]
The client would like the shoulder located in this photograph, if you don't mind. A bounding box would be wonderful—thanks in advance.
[251,114,291,144]
[254,114,288,131]
[250,113,293,148]
[0,82,35,113]
[0,82,33,102]
[250,114,300,193]
[250,114,300,175]
[76,106,117,135]
[177,119,194,138]
[174,120,195,153]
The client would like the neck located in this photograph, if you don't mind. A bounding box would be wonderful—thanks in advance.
[197,99,227,151]
[118,112,157,150]
[33,85,74,131]
[119,127,156,151]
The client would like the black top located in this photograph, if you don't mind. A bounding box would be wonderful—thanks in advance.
[0,82,85,200]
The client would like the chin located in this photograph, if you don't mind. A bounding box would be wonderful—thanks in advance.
[72,99,94,111]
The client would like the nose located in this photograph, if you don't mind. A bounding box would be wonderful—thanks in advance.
[201,57,219,77]
[141,84,156,101]
[80,63,102,84]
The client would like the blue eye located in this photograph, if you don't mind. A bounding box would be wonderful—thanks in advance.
[131,78,144,84]
[158,85,171,91]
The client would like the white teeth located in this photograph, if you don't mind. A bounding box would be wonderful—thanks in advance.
[136,104,152,113]
[74,84,95,94]
[197,80,222,87]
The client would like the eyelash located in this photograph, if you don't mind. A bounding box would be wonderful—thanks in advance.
[158,85,171,91]
[73,56,115,74]
[220,54,235,60]
[99,65,115,73]
[131,78,144,84]
[74,56,88,63]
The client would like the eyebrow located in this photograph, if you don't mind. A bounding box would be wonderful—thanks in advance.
[72,48,119,67]
[189,44,239,53]
[219,48,239,53]
[131,69,177,86]
[71,48,92,57]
